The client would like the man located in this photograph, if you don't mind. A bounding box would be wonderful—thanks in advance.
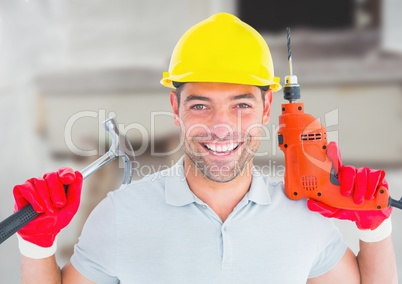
[15,13,397,283]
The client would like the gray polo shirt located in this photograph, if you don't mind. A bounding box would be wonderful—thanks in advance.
[71,157,347,283]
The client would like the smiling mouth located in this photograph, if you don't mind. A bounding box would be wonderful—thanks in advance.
[202,142,241,155]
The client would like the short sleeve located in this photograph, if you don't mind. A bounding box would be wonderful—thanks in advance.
[70,193,119,284]
[308,228,347,278]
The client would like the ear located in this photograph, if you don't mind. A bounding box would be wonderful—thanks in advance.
[262,89,273,124]
[170,90,180,126]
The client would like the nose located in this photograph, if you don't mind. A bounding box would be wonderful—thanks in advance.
[210,109,235,139]
[212,123,232,139]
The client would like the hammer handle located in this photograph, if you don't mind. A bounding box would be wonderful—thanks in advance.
[0,204,39,245]
[0,184,69,245]
[0,152,115,245]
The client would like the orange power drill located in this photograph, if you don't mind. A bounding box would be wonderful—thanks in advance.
[277,28,402,211]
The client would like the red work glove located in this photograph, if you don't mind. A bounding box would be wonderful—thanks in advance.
[307,142,392,230]
[13,168,83,248]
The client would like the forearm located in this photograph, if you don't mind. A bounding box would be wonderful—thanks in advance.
[357,235,398,284]
[21,254,61,284]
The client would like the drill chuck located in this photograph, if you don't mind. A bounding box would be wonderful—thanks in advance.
[283,75,300,102]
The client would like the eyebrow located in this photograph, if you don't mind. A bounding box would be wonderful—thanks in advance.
[183,95,211,104]
[231,93,257,101]
[184,93,257,104]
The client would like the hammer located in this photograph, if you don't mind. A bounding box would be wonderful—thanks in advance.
[0,117,135,245]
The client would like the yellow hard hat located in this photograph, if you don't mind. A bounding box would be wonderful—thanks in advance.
[161,13,282,92]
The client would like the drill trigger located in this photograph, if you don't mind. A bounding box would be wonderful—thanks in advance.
[330,168,340,186]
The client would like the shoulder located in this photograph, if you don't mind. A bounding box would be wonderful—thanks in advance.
[108,167,170,204]
[105,159,190,214]
[256,170,339,233]
[253,170,306,210]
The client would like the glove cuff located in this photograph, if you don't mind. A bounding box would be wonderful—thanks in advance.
[17,234,57,259]
[357,217,392,243]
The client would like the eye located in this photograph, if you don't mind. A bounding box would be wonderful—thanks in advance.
[237,103,251,109]
[191,104,206,110]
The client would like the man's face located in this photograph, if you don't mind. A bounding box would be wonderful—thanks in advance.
[170,82,272,183]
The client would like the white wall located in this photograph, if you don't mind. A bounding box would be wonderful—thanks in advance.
[382,0,402,53]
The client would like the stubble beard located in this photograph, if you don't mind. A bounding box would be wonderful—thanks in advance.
[182,131,262,183]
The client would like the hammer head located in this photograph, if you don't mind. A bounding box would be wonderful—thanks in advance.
[103,117,135,184]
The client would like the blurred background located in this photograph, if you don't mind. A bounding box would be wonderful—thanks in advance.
[0,0,402,282]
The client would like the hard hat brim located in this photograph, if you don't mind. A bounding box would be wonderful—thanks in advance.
[161,70,282,92]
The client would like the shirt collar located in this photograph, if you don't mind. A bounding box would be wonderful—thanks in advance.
[165,157,271,206]
[165,157,196,206]
[246,167,272,205]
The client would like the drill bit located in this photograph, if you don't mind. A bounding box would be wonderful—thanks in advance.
[287,27,293,76]
[283,27,300,102]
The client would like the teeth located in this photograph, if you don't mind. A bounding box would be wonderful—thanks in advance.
[204,143,239,152]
